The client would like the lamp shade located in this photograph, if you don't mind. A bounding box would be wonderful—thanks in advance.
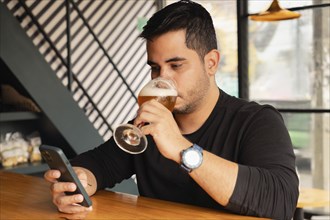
[250,0,301,21]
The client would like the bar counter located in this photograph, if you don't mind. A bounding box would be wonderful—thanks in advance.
[0,171,268,219]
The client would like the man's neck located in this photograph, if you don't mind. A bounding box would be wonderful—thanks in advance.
[175,87,220,135]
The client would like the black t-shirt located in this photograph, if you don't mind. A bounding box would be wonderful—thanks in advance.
[71,90,299,219]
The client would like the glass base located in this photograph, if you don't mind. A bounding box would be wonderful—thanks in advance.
[113,124,148,154]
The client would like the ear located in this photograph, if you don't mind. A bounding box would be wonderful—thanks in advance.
[204,49,220,76]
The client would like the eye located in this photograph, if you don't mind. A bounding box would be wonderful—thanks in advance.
[150,66,160,73]
[171,63,182,69]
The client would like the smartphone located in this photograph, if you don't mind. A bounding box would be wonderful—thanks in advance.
[39,145,92,207]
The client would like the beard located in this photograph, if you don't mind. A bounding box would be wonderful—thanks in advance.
[173,70,210,115]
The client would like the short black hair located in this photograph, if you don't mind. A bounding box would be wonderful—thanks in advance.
[140,0,218,61]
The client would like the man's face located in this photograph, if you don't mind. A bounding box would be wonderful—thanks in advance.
[146,30,211,114]
[147,30,210,114]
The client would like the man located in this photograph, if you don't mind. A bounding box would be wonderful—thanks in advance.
[44,1,299,219]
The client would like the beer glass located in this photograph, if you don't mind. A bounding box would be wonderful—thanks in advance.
[113,77,177,154]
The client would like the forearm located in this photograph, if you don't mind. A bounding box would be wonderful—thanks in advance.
[189,151,238,206]
[181,149,298,219]
[169,139,238,206]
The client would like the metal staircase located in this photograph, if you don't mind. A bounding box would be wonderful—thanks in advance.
[3,0,158,141]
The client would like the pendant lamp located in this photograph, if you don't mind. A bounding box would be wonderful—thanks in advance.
[250,0,301,21]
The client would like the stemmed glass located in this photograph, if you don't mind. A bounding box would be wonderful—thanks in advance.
[113,77,177,154]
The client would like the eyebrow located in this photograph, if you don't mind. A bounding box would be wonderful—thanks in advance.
[147,56,187,66]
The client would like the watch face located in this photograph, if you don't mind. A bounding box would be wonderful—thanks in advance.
[184,149,202,168]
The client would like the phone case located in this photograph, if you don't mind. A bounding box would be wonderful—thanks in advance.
[39,145,92,207]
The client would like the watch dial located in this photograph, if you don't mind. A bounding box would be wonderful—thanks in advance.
[186,150,201,167]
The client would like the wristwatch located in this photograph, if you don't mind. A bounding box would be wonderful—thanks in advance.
[180,144,203,173]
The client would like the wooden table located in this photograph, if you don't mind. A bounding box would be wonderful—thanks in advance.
[0,171,268,219]
[297,188,330,209]
[294,187,330,220]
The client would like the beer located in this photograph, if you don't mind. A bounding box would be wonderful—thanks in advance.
[114,77,177,154]
[138,87,177,111]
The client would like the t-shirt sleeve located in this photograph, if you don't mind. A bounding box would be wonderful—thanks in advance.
[226,107,299,220]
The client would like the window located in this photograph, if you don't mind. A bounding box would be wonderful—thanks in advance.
[248,1,330,200]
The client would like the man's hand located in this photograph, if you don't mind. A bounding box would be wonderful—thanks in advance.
[134,99,191,163]
[44,168,92,219]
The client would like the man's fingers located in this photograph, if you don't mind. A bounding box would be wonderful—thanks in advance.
[56,195,92,213]
[51,182,76,194]
[44,169,61,183]
[58,206,92,219]
[54,194,83,207]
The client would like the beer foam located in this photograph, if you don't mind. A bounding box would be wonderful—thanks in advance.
[139,87,177,97]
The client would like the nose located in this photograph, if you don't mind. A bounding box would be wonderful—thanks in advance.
[159,67,172,79]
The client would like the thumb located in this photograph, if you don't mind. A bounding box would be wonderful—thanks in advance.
[75,169,88,188]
